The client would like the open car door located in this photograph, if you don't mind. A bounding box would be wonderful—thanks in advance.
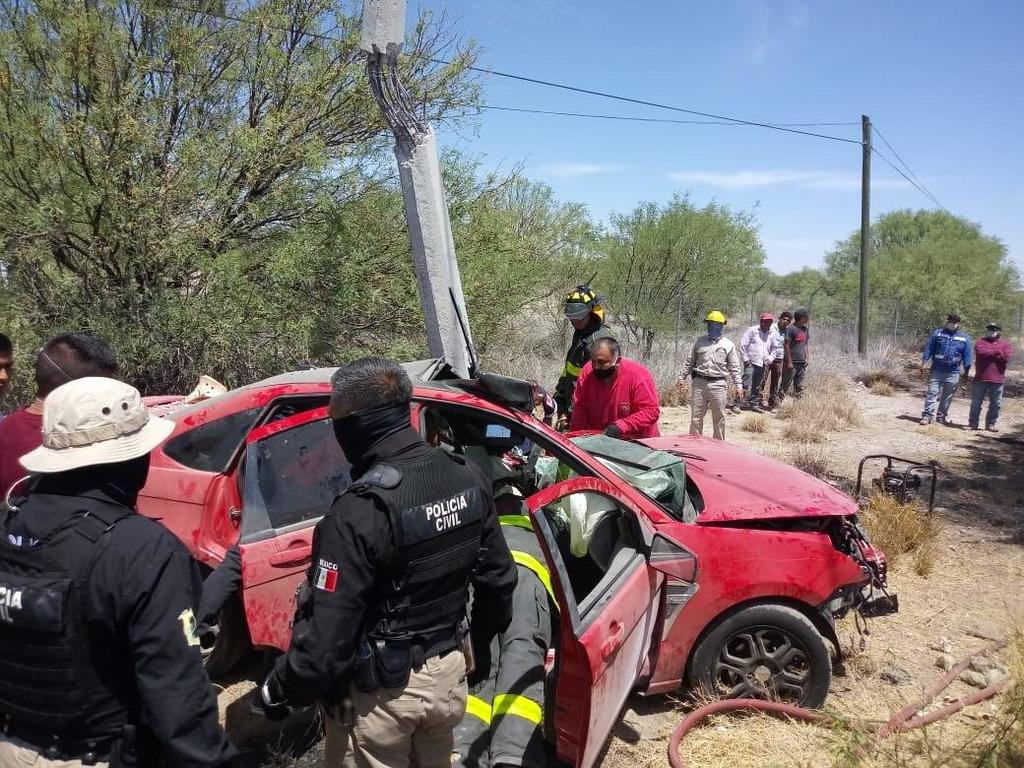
[526,476,663,768]
[238,406,351,650]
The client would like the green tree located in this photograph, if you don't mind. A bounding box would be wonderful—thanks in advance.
[599,195,766,354]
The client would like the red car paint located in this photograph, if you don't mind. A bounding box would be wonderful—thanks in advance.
[139,370,883,768]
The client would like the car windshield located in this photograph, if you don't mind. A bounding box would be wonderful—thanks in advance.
[570,434,696,523]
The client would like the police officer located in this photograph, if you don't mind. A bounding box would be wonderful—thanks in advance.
[453,465,555,768]
[0,377,237,767]
[255,357,517,768]
[554,285,611,429]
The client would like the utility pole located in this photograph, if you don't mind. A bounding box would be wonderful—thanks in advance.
[858,114,871,356]
[360,0,474,377]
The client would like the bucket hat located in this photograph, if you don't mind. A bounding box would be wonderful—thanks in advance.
[20,377,174,474]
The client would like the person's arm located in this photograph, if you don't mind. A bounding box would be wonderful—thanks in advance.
[269,497,386,704]
[783,333,793,369]
[739,328,752,364]
[570,366,593,431]
[613,369,661,438]
[469,476,517,637]
[679,339,698,379]
[727,344,743,391]
[126,536,238,767]
[999,342,1013,363]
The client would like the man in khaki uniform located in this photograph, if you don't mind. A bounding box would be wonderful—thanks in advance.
[678,311,743,440]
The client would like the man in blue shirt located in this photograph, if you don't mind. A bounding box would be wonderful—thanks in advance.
[920,313,972,425]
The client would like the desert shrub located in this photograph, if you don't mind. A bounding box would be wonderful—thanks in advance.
[782,421,824,443]
[790,446,829,478]
[860,493,942,571]
[741,414,769,434]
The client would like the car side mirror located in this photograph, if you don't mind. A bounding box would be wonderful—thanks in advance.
[647,534,697,583]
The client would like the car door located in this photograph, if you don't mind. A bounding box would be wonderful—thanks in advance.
[526,476,664,768]
[238,406,351,650]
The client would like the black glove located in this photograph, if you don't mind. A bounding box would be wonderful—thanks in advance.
[603,423,622,439]
[253,674,291,721]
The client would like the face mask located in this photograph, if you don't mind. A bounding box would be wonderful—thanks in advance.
[593,361,619,380]
[707,322,724,339]
[985,331,1000,339]
[945,323,960,332]
[332,403,411,465]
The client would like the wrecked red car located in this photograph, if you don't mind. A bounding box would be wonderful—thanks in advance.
[139,364,892,768]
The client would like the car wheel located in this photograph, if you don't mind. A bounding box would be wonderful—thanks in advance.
[203,594,252,679]
[687,603,832,708]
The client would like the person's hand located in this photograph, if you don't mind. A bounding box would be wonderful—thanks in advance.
[603,424,622,439]
[253,675,291,721]
[786,362,794,370]
[555,414,570,432]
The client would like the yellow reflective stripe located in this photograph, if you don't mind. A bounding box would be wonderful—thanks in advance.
[563,361,583,377]
[510,550,558,611]
[466,694,492,725]
[492,693,543,725]
[499,514,533,531]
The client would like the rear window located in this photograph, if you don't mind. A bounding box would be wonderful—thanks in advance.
[164,408,261,473]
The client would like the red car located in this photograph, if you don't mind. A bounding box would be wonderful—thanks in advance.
[140,364,891,768]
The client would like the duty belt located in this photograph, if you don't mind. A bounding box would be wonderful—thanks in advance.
[692,373,726,381]
[1,717,116,765]
[410,627,461,667]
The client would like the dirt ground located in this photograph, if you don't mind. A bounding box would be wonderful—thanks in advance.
[224,371,1024,768]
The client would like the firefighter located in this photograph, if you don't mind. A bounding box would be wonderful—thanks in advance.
[554,285,612,429]
[452,461,555,768]
[254,357,517,768]
[0,376,237,767]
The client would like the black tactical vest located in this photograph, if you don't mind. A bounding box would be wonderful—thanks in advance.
[354,450,486,642]
[0,499,134,737]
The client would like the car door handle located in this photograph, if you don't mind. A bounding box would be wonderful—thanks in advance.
[269,544,313,568]
[601,621,625,660]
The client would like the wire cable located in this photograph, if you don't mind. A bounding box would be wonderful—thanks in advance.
[152,1,862,145]
[872,124,944,208]
[870,147,947,211]
[480,104,860,128]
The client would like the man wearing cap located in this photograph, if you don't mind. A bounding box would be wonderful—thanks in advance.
[969,323,1013,432]
[554,285,612,430]
[0,377,237,767]
[0,332,118,499]
[678,311,743,441]
[739,313,778,413]
[920,313,973,425]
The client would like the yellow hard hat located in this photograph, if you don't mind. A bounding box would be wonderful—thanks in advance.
[705,310,727,324]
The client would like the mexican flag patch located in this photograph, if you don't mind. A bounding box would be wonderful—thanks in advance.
[315,559,339,592]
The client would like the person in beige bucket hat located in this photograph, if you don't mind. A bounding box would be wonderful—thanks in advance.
[0,377,237,767]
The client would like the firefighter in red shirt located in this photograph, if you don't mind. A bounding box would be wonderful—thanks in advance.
[570,337,661,439]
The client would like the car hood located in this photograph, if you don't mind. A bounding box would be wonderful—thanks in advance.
[640,435,858,523]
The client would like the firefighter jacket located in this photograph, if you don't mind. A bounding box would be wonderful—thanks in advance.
[453,498,556,768]
[554,315,612,416]
[271,428,517,705]
[0,488,236,767]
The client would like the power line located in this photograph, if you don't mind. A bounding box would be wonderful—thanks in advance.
[479,104,860,128]
[872,124,944,209]
[153,1,862,146]
[870,146,947,211]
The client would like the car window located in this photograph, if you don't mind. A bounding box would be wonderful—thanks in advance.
[164,407,261,472]
[539,491,640,617]
[254,417,351,530]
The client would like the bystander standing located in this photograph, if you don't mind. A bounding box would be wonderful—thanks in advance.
[969,323,1012,432]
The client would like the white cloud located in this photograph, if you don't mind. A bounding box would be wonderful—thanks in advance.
[668,169,910,191]
[537,162,626,179]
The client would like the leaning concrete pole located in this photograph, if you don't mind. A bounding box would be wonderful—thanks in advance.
[361,0,474,377]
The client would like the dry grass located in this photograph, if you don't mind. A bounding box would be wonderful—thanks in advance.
[855,368,912,393]
[868,379,895,396]
[776,373,862,434]
[740,414,770,434]
[790,445,830,478]
[782,420,825,443]
[860,494,943,572]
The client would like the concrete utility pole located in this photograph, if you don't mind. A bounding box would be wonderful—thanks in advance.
[858,114,871,356]
[360,0,474,377]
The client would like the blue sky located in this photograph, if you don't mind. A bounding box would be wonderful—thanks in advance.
[424,0,1024,275]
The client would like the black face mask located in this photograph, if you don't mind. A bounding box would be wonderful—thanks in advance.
[36,454,152,508]
[593,364,618,381]
[332,403,412,465]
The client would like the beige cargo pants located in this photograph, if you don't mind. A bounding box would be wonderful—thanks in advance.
[689,377,729,440]
[0,738,109,767]
[325,649,468,768]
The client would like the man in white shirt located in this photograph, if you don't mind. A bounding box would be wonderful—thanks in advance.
[739,313,778,413]
[763,311,792,410]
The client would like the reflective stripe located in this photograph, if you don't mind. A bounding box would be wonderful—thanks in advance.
[510,550,558,611]
[498,515,533,531]
[563,361,583,377]
[492,693,543,725]
[466,694,492,725]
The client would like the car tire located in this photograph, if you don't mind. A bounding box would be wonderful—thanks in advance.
[687,603,832,708]
[203,594,252,679]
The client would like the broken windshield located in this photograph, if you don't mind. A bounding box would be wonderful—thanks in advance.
[570,434,696,523]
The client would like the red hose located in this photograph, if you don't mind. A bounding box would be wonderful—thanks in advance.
[668,640,1008,768]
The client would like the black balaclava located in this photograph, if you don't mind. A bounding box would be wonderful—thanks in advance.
[35,454,152,508]
[332,403,412,466]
